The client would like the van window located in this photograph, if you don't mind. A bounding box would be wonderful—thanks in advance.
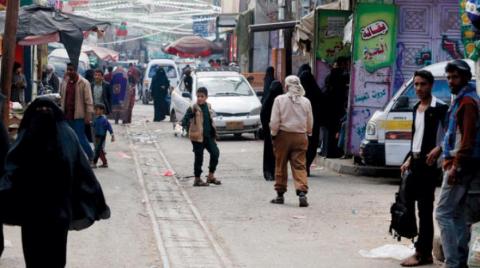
[391,79,452,112]
[148,65,177,79]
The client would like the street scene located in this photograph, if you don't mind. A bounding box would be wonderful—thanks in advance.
[0,0,479,267]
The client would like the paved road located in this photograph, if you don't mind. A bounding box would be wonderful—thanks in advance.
[0,104,440,267]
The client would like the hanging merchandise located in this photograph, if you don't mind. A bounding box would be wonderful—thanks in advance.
[460,0,480,60]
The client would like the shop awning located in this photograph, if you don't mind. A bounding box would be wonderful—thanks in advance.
[249,21,298,33]
[293,11,315,53]
[82,44,119,62]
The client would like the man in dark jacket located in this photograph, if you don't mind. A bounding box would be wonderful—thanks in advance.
[399,70,448,266]
[436,60,480,268]
[91,69,112,115]
[42,64,60,93]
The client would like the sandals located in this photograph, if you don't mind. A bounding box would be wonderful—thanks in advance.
[99,164,109,168]
[193,179,209,187]
[400,253,433,267]
[206,177,222,185]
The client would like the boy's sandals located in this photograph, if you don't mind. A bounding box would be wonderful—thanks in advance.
[193,178,209,187]
[400,253,433,267]
[206,176,221,185]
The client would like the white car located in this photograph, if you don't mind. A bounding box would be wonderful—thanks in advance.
[170,70,262,137]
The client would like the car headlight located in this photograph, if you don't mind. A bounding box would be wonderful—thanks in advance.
[249,107,261,116]
[366,122,376,136]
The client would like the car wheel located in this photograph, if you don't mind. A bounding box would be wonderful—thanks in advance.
[253,131,260,140]
[234,133,242,138]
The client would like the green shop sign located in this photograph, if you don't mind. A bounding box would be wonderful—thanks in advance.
[315,9,351,64]
[353,3,397,73]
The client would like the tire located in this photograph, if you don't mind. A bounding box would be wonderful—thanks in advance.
[234,133,242,138]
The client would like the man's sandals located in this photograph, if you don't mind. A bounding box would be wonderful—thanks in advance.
[401,253,433,267]
[206,176,221,185]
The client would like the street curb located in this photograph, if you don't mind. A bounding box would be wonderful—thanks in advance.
[316,157,400,178]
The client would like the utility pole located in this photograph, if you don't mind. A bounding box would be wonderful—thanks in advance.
[0,0,19,126]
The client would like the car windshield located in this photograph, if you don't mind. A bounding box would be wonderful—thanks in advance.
[197,76,253,97]
[401,79,453,109]
[148,65,177,79]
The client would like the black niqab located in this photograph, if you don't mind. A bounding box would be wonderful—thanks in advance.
[0,98,110,230]
[262,66,275,104]
[297,64,312,77]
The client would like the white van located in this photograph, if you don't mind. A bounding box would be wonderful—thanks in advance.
[360,59,478,167]
[142,59,180,104]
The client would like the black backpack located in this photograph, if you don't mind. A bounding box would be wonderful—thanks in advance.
[389,171,418,241]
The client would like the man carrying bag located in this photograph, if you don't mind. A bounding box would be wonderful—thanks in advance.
[395,70,448,267]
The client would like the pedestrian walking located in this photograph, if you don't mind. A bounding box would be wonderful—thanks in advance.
[299,67,325,176]
[60,63,94,162]
[260,80,283,181]
[261,66,275,104]
[436,60,480,268]
[184,68,193,94]
[399,70,448,267]
[182,87,221,187]
[92,104,115,168]
[91,69,112,115]
[42,64,60,93]
[110,66,128,124]
[104,66,114,83]
[270,75,313,207]
[123,76,136,124]
[12,62,27,106]
[127,63,141,85]
[0,98,110,268]
[151,68,170,122]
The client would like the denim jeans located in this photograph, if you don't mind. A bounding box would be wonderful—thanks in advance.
[435,172,470,268]
[67,119,94,161]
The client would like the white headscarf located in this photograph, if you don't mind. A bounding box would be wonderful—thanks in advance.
[46,64,55,81]
[285,75,305,103]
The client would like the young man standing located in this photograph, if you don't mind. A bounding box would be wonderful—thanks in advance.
[400,70,448,267]
[436,60,480,268]
[60,63,95,162]
[91,69,112,115]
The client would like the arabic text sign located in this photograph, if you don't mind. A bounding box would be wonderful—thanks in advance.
[353,4,397,73]
[316,10,351,64]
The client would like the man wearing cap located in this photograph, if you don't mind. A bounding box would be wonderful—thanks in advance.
[436,60,480,268]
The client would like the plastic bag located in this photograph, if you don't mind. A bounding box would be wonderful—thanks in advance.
[359,244,415,261]
[468,222,480,267]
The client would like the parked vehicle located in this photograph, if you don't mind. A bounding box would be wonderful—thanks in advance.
[142,59,180,104]
[48,48,90,83]
[170,69,262,137]
[360,59,478,166]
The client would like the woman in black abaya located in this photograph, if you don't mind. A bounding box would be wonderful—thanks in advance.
[261,66,275,104]
[0,98,110,268]
[299,69,325,176]
[260,80,283,181]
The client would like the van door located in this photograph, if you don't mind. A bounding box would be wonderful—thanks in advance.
[384,84,417,166]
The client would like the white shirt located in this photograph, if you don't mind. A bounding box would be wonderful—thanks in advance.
[412,110,425,153]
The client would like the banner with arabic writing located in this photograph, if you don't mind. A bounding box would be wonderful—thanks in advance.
[315,9,351,64]
[353,3,397,73]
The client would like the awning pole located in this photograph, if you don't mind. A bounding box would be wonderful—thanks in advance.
[1,0,20,126]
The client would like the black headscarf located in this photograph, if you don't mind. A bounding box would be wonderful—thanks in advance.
[151,68,170,99]
[299,70,325,126]
[0,98,110,229]
[297,64,312,77]
[262,66,275,104]
[260,80,283,130]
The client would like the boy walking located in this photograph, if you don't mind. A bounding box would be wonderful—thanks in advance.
[182,87,221,187]
[93,104,115,168]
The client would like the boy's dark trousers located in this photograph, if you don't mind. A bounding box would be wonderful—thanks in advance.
[405,155,438,256]
[192,137,219,177]
[94,135,107,165]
